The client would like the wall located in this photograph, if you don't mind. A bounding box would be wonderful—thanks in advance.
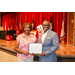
[0,12,3,30]
[68,12,74,44]
[0,12,1,26]
[67,12,75,45]
[73,12,75,45]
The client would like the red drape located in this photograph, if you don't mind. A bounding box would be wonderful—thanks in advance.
[1,12,68,42]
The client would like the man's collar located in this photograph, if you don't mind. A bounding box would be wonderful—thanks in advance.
[42,29,50,34]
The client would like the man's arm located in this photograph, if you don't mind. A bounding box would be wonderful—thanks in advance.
[37,33,42,43]
[44,33,59,57]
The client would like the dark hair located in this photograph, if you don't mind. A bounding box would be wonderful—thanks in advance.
[22,22,32,31]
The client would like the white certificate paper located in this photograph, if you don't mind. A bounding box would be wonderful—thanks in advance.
[29,43,42,54]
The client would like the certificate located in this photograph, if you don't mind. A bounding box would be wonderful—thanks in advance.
[29,43,42,54]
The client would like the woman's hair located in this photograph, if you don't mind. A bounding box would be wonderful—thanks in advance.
[22,22,32,31]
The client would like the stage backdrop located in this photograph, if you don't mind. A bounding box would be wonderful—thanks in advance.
[1,12,68,41]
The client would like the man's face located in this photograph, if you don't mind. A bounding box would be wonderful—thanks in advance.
[42,21,50,32]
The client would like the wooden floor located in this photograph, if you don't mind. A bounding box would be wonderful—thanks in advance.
[0,39,75,57]
[56,42,75,56]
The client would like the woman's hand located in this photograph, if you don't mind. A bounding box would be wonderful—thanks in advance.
[31,53,40,56]
[38,41,42,43]
[23,51,29,55]
[31,52,45,56]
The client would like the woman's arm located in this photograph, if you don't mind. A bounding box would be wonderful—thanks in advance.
[14,41,29,55]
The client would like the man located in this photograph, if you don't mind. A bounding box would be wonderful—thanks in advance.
[49,23,52,30]
[37,20,59,62]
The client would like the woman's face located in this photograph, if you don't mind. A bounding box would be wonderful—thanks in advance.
[24,24,30,34]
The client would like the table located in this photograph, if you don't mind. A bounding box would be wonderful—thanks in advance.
[0,30,16,40]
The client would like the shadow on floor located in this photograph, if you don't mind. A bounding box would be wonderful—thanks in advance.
[34,56,75,62]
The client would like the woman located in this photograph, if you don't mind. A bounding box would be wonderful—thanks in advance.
[14,22,37,62]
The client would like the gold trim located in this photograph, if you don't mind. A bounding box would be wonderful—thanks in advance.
[67,12,69,43]
[73,12,75,45]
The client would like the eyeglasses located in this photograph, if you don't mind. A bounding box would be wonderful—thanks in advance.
[42,24,49,26]
[24,27,30,29]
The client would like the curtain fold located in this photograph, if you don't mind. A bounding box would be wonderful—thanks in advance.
[1,12,68,41]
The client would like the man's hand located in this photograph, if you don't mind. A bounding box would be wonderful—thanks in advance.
[41,52,45,56]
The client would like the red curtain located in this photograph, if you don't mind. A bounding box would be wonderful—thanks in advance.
[1,12,68,42]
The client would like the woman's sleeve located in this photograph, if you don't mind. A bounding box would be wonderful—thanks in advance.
[16,36,20,43]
